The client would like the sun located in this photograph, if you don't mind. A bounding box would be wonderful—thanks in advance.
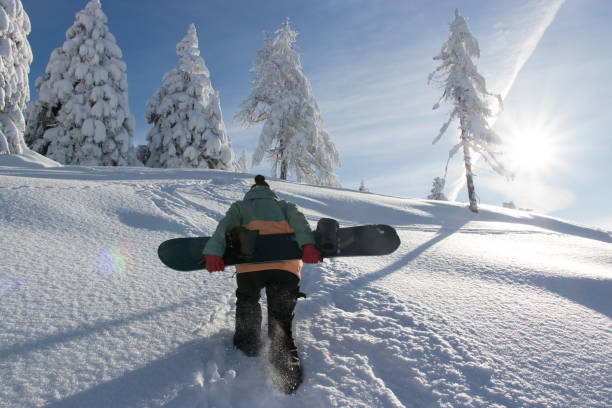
[504,125,558,176]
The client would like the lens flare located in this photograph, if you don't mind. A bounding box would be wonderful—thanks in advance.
[0,279,30,297]
[95,243,131,279]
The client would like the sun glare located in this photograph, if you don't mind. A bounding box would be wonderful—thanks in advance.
[505,126,557,176]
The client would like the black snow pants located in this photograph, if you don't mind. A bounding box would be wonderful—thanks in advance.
[233,269,302,357]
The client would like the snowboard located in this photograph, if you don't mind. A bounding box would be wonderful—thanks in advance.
[158,218,400,272]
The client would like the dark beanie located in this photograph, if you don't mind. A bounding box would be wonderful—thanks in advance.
[252,175,269,189]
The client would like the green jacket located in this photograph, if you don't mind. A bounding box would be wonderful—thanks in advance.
[203,186,315,258]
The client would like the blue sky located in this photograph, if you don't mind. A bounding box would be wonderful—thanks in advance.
[22,0,612,230]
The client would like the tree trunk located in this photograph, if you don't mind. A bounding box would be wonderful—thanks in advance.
[280,160,288,180]
[462,140,478,213]
[0,133,9,154]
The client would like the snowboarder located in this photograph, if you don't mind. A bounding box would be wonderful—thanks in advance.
[202,175,322,393]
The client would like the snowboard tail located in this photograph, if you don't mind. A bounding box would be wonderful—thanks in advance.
[158,218,400,272]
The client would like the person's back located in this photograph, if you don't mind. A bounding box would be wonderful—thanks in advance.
[202,175,321,394]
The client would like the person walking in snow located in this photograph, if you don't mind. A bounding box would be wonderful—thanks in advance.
[202,175,321,393]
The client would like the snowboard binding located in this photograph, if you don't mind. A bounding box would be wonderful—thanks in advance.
[315,218,339,256]
[226,227,259,262]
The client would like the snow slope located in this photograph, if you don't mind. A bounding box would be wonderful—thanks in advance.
[1,154,611,408]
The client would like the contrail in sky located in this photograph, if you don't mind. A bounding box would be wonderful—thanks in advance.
[500,0,566,99]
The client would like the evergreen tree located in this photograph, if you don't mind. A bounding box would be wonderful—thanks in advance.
[234,150,249,173]
[358,179,369,193]
[145,24,234,170]
[24,0,137,165]
[429,9,511,212]
[427,177,447,201]
[135,144,150,165]
[236,18,340,186]
[0,0,32,154]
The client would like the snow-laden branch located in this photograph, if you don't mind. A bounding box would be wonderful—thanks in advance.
[236,18,340,186]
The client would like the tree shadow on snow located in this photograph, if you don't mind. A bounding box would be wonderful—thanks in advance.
[0,297,203,360]
[0,165,250,184]
[117,210,187,234]
[411,203,612,245]
[43,331,234,408]
[530,275,612,319]
[315,217,469,306]
[278,188,612,245]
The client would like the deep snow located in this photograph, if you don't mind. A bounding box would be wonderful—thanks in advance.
[1,152,611,408]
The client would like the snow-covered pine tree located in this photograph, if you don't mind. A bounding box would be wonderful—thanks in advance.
[145,24,234,170]
[235,18,340,186]
[0,0,32,154]
[428,9,511,212]
[427,176,447,201]
[234,150,249,173]
[24,0,137,165]
[358,179,369,193]
[135,144,150,165]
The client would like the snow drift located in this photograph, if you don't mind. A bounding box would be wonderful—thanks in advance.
[1,154,610,407]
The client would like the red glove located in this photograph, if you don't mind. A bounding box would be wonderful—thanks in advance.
[302,244,322,264]
[203,254,225,272]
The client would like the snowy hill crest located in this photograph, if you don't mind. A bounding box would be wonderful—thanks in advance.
[1,160,611,407]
